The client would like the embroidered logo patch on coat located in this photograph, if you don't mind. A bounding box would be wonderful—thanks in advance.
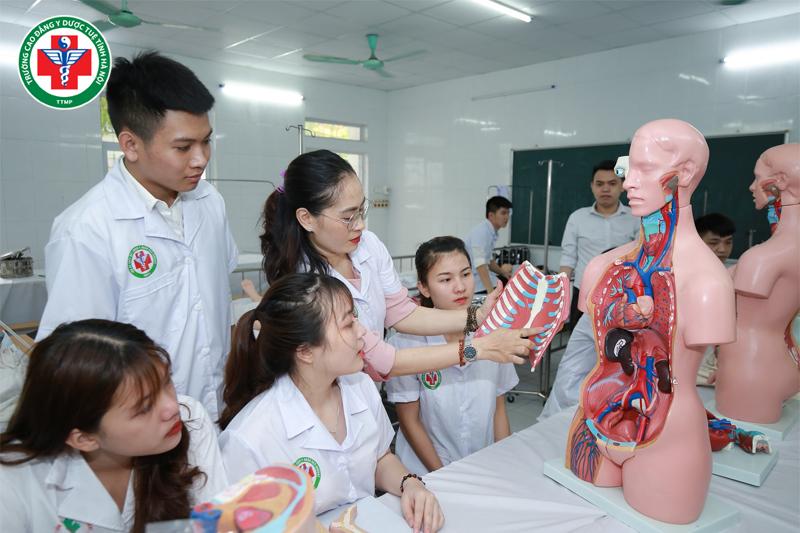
[419,370,442,390]
[128,245,157,278]
[294,456,322,489]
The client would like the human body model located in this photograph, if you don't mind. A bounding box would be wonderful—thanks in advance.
[716,144,800,423]
[565,119,735,524]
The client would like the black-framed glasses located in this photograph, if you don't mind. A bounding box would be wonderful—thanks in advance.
[320,201,370,230]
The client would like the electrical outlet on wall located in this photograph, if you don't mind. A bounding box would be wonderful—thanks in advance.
[372,199,390,208]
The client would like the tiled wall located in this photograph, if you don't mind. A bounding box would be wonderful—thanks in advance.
[381,13,800,257]
[0,30,389,267]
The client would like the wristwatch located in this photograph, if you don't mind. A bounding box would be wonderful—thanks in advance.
[463,333,478,363]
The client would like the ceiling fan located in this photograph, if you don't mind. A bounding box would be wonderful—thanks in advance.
[303,34,425,78]
[78,0,217,32]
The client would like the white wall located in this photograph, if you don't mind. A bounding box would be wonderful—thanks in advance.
[0,26,388,266]
[3,13,799,268]
[381,13,800,257]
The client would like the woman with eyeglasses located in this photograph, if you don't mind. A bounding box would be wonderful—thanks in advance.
[260,150,539,380]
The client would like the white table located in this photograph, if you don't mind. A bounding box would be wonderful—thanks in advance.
[0,269,47,327]
[378,390,800,532]
[0,255,268,329]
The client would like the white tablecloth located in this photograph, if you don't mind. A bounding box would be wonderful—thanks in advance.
[379,389,800,532]
[0,255,267,327]
[0,269,47,326]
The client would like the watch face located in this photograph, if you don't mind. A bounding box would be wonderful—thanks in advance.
[464,345,477,362]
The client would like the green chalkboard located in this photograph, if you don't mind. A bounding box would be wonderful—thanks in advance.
[510,132,786,259]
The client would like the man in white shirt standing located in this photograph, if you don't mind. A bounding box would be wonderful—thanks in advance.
[559,160,639,327]
[37,52,238,419]
[464,196,513,294]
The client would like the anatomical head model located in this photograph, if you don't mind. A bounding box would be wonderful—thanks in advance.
[716,143,800,423]
[751,145,800,233]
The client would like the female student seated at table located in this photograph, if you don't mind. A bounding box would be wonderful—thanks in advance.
[219,273,444,533]
[0,320,227,533]
[260,150,538,381]
[387,237,519,475]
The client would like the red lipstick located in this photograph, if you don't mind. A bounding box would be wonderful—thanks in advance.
[166,420,182,437]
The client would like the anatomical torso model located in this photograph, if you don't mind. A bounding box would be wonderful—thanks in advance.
[716,144,800,423]
[565,119,736,524]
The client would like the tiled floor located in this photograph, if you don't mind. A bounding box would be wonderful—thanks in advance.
[505,330,570,433]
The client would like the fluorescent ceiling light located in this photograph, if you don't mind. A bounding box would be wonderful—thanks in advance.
[473,0,531,23]
[220,81,303,106]
[722,41,800,70]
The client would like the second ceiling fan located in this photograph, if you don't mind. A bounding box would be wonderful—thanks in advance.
[303,34,425,78]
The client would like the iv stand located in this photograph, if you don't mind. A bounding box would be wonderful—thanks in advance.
[285,124,315,155]
[536,159,564,399]
[506,159,566,404]
[538,159,563,276]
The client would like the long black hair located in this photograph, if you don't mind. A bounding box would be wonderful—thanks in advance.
[260,150,356,283]
[414,236,472,308]
[219,273,354,430]
[0,319,204,533]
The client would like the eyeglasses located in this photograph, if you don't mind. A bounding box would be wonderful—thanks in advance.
[320,201,370,231]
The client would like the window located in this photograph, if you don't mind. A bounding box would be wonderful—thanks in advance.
[303,119,369,212]
[100,96,119,171]
[338,152,367,182]
[105,149,124,170]
[304,119,365,141]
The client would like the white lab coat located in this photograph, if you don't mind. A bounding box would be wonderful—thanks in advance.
[314,230,404,338]
[0,395,228,532]
[37,159,239,419]
[219,372,395,515]
[386,333,519,475]
[464,219,499,293]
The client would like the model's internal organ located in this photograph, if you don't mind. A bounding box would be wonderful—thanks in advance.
[788,321,799,367]
[767,194,782,236]
[707,411,771,454]
[766,194,800,369]
[196,464,316,532]
[475,261,570,371]
[568,197,677,482]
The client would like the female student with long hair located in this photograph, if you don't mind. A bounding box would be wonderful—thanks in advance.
[0,320,227,533]
[260,150,538,379]
[219,273,444,533]
[387,236,518,474]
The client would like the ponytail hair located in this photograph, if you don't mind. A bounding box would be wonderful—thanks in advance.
[219,273,353,430]
[260,150,356,283]
[414,236,472,308]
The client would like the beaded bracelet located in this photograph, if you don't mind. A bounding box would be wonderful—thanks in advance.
[400,473,425,493]
[465,304,480,335]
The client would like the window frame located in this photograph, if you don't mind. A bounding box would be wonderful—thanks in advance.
[304,118,367,142]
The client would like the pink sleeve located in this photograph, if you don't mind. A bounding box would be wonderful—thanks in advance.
[384,288,418,328]
[361,329,396,382]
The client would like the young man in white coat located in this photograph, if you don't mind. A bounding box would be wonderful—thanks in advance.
[36,52,238,420]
